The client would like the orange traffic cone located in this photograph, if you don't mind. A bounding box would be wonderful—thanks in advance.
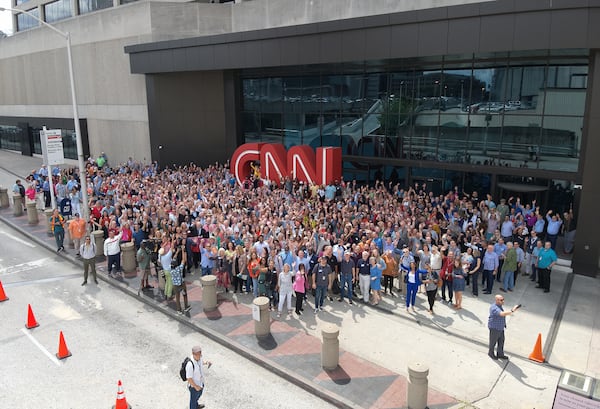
[528,333,545,363]
[0,280,8,302]
[25,304,39,329]
[112,380,132,409]
[56,331,72,360]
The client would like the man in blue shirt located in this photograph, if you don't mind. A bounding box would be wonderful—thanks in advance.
[537,241,557,293]
[545,210,563,250]
[482,244,499,294]
[494,239,507,283]
[488,294,518,360]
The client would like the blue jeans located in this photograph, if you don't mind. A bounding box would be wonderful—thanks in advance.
[54,229,64,249]
[315,286,327,308]
[188,385,203,409]
[340,274,353,301]
[406,282,418,307]
[252,277,259,297]
[503,271,514,290]
[201,266,211,276]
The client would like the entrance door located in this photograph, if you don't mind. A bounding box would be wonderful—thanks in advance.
[411,177,444,196]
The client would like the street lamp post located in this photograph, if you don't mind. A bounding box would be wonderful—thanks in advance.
[0,7,89,220]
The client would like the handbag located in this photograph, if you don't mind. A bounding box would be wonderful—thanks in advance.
[241,274,248,281]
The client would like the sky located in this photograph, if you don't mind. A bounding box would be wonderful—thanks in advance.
[0,0,13,35]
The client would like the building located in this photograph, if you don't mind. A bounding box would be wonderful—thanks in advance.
[0,0,598,275]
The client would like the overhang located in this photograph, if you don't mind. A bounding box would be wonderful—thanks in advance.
[125,0,600,74]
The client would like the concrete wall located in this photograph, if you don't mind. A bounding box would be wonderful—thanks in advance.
[230,0,494,32]
[0,2,154,165]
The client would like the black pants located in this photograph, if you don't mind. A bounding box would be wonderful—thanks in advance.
[496,259,504,282]
[426,289,436,310]
[190,252,200,269]
[295,291,304,313]
[383,275,394,293]
[539,268,551,291]
[233,275,244,292]
[483,269,495,293]
[470,271,480,295]
[107,253,121,274]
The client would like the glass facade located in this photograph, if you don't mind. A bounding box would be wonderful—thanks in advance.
[0,121,79,160]
[0,124,22,151]
[241,53,587,177]
[16,8,39,32]
[79,0,113,15]
[44,0,72,23]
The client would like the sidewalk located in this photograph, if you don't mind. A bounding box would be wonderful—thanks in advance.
[1,149,599,409]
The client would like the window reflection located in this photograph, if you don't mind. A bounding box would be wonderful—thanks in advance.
[44,0,72,23]
[16,8,39,32]
[79,0,113,15]
[241,57,587,174]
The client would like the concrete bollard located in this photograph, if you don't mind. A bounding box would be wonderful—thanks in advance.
[120,242,136,274]
[44,209,54,235]
[0,187,8,208]
[253,296,271,338]
[13,195,23,216]
[407,362,429,409]
[321,324,340,370]
[200,275,217,311]
[92,230,105,260]
[26,202,38,225]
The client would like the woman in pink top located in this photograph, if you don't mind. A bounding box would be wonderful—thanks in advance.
[293,264,307,316]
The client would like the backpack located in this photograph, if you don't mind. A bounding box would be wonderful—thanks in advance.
[18,184,25,198]
[179,357,194,381]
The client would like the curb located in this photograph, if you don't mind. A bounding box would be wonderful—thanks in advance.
[0,211,359,409]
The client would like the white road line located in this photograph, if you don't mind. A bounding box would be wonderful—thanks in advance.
[0,257,55,275]
[20,328,62,367]
[0,230,36,248]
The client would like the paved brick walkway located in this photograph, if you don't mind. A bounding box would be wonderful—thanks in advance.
[0,204,456,409]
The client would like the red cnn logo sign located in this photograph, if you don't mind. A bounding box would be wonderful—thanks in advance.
[230,143,342,186]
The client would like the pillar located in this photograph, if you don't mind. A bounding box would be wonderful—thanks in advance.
[407,362,429,409]
[44,209,54,235]
[120,242,136,274]
[13,195,23,216]
[92,230,105,260]
[321,324,340,370]
[0,187,8,208]
[26,202,38,225]
[200,275,217,311]
[253,296,271,338]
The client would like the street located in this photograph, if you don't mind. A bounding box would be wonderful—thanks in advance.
[0,222,336,409]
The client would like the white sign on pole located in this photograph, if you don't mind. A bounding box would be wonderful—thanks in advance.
[44,129,65,166]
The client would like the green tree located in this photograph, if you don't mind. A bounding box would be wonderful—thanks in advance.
[378,97,413,135]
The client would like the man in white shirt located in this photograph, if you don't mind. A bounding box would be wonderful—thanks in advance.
[103,228,122,278]
[186,345,212,409]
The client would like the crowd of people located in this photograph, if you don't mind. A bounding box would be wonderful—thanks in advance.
[14,153,573,316]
